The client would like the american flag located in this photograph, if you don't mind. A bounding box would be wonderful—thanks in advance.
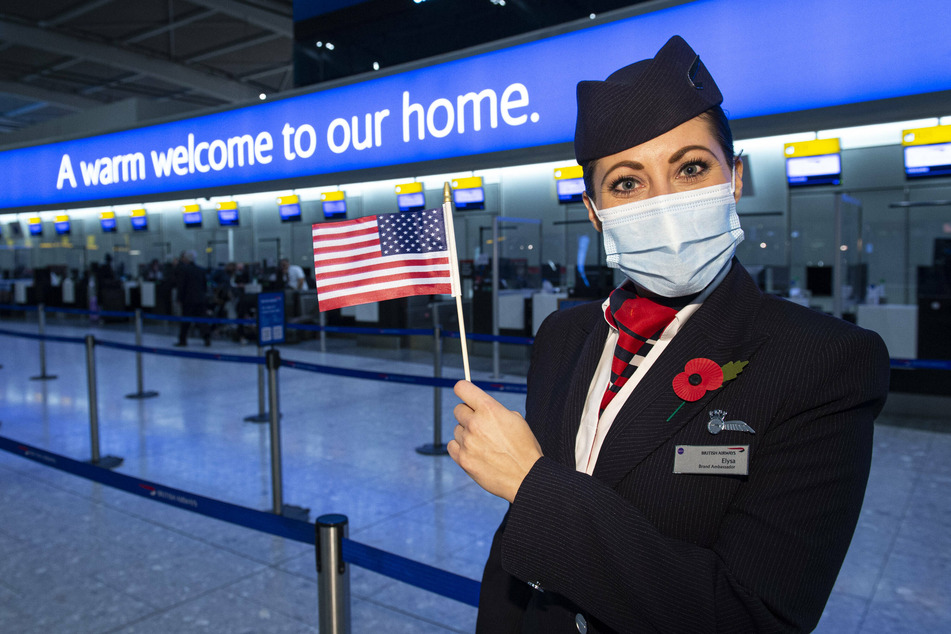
[312,206,459,311]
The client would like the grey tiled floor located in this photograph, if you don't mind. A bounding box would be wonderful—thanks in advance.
[1,313,949,633]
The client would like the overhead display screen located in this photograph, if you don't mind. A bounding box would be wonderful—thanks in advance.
[904,143,951,178]
[786,154,842,187]
[397,192,425,212]
[279,202,301,221]
[1,0,949,210]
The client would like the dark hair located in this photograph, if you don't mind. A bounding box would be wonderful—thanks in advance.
[582,105,735,199]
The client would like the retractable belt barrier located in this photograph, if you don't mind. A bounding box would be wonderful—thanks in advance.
[0,326,85,345]
[0,436,481,608]
[0,316,492,623]
[3,303,949,630]
[281,358,526,393]
[890,358,951,370]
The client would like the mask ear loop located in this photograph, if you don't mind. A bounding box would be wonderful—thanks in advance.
[731,149,744,195]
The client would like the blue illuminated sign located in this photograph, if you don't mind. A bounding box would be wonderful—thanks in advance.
[322,199,346,219]
[183,211,202,228]
[279,203,301,222]
[1,0,949,210]
[218,208,240,226]
[257,292,285,346]
[397,192,425,212]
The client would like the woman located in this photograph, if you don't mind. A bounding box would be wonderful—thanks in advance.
[449,36,889,633]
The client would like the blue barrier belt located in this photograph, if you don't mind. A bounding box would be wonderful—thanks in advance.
[0,304,536,346]
[0,434,480,607]
[48,307,136,319]
[281,358,528,394]
[286,323,433,336]
[95,339,264,364]
[0,435,312,542]
[342,538,480,607]
[442,329,535,346]
[890,358,951,370]
[0,303,38,312]
[0,327,85,345]
[142,313,256,325]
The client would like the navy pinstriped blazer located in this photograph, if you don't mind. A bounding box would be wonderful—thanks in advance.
[475,260,889,633]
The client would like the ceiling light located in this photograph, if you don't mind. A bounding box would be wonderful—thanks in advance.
[372,62,380,71]
[259,93,267,100]
[325,42,335,51]
[316,41,323,47]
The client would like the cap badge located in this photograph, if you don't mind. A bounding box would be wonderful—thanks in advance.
[687,56,704,90]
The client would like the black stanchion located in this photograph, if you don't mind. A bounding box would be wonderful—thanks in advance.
[30,304,57,381]
[244,346,269,423]
[126,309,159,399]
[417,319,448,456]
[316,514,351,634]
[266,348,308,521]
[84,335,123,469]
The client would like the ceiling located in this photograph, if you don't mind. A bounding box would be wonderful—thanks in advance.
[0,0,646,145]
[0,0,295,138]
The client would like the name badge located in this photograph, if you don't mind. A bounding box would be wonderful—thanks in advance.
[674,445,749,475]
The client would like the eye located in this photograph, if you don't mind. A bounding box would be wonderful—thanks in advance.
[607,176,639,194]
[679,158,710,180]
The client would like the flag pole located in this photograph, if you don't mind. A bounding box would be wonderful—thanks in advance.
[442,182,471,382]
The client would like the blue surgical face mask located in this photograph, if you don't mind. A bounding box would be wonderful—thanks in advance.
[591,171,744,297]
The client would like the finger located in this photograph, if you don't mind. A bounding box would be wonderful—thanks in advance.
[447,439,460,461]
[454,379,503,412]
[453,403,475,426]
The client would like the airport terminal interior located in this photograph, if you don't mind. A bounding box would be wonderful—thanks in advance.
[2,1,951,632]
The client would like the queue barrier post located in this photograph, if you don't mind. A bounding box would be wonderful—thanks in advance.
[316,514,351,634]
[319,310,327,353]
[244,346,269,422]
[267,348,283,514]
[126,309,159,399]
[266,348,309,520]
[417,314,448,455]
[84,334,123,469]
[30,303,57,381]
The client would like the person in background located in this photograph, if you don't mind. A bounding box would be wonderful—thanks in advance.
[143,258,163,282]
[231,262,253,344]
[449,36,889,633]
[174,250,210,347]
[281,257,306,291]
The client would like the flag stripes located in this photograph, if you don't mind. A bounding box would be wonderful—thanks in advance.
[312,208,456,311]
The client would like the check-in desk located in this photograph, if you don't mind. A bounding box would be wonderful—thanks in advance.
[531,291,568,335]
[139,281,156,308]
[856,304,917,358]
[14,280,32,304]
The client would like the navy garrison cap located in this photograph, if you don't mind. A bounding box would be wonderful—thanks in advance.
[574,36,723,164]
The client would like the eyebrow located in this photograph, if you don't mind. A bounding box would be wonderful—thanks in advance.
[668,144,716,163]
[597,144,720,188]
[598,160,644,189]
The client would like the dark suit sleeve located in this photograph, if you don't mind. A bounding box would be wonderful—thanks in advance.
[475,513,533,633]
[496,324,889,633]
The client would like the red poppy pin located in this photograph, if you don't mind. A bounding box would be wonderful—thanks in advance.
[667,358,748,421]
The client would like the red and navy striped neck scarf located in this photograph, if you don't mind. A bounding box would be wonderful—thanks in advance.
[599,284,679,417]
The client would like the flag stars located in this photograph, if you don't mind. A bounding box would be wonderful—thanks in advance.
[379,208,448,256]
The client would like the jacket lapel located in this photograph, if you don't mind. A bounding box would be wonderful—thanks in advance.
[591,262,769,487]
[551,312,609,466]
